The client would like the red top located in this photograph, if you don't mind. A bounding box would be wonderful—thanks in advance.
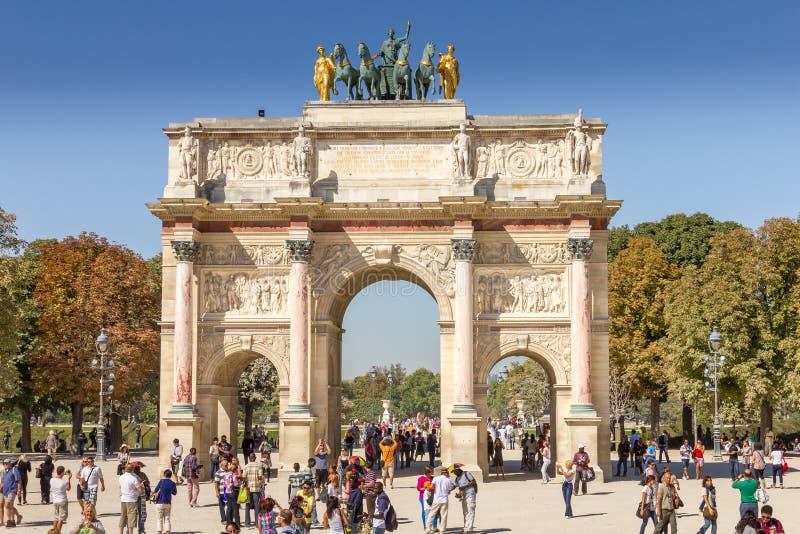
[693,447,704,459]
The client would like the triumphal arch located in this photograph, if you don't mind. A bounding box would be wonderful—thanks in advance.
[149,99,620,480]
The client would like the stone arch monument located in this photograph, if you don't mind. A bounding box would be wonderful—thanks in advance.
[149,100,621,480]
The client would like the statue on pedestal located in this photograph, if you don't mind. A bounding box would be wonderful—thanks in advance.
[414,41,436,100]
[437,44,460,99]
[451,123,472,179]
[292,126,313,177]
[177,127,198,182]
[565,108,592,176]
[313,46,336,101]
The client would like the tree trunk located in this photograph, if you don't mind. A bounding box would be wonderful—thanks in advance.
[70,402,84,450]
[19,405,32,452]
[618,415,626,441]
[681,403,693,441]
[760,399,773,435]
[244,400,254,434]
[110,411,123,451]
[649,396,660,438]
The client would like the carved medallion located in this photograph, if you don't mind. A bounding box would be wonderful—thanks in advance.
[236,147,263,176]
[506,147,535,178]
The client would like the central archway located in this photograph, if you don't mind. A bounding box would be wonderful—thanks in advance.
[306,240,457,461]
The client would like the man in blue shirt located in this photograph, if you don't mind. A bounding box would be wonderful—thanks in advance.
[153,469,178,533]
[644,439,657,467]
[1,458,22,527]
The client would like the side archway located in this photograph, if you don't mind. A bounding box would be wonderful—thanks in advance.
[474,332,573,476]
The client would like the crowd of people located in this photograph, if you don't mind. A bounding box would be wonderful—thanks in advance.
[0,418,794,533]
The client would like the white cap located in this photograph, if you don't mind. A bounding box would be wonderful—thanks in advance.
[578,443,585,449]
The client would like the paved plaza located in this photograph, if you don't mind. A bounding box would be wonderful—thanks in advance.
[13,448,798,533]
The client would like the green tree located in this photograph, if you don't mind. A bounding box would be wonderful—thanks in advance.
[609,213,739,267]
[238,357,279,432]
[394,368,440,418]
[487,360,549,420]
[609,237,678,435]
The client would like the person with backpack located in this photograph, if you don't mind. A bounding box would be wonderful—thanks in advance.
[657,430,671,464]
[372,481,397,534]
[751,443,767,484]
[633,439,645,475]
[453,466,477,533]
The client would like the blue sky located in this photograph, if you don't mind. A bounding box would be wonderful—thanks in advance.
[2,2,798,377]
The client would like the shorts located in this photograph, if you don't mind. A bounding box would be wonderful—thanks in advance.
[119,501,139,528]
[54,503,69,522]
[85,487,98,502]
[0,492,16,504]
[682,459,690,469]
[381,463,395,478]
[695,457,705,467]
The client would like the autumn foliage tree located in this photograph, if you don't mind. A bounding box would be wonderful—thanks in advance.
[31,233,160,447]
[609,237,678,435]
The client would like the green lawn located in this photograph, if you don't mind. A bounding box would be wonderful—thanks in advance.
[0,422,159,452]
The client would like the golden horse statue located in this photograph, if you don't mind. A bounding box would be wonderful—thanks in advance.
[436,43,460,99]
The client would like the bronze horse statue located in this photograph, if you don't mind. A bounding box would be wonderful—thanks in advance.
[357,42,380,100]
[332,43,360,100]
[393,42,412,100]
[414,41,436,100]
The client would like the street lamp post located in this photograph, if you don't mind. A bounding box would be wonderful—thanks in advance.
[91,329,115,462]
[501,365,510,420]
[369,366,377,423]
[704,326,726,461]
[387,372,395,421]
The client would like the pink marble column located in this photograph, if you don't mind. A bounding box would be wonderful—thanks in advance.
[567,237,595,414]
[452,239,477,413]
[286,239,314,414]
[170,240,199,413]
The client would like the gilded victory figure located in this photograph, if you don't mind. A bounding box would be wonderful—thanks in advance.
[313,46,336,101]
[437,43,460,99]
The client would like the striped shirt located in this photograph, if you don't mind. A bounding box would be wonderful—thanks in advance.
[363,469,377,495]
[243,462,264,493]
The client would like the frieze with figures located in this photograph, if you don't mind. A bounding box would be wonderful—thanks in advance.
[476,270,567,315]
[203,272,289,316]
[199,244,290,266]
[476,242,569,265]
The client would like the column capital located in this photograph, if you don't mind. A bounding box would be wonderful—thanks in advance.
[451,238,478,262]
[286,239,314,262]
[171,240,199,262]
[567,237,593,261]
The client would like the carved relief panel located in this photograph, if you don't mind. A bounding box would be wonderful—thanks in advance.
[476,242,569,265]
[475,269,568,316]
[199,244,290,266]
[202,271,290,316]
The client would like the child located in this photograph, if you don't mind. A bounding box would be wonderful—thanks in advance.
[257,497,279,534]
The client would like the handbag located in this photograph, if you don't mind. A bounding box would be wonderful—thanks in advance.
[702,505,718,520]
[782,459,789,473]
[756,487,769,503]
[635,501,646,519]
[670,486,683,509]
[582,466,596,482]
[237,487,249,504]
[35,467,41,479]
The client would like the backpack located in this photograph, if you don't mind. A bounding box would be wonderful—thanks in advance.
[384,504,399,532]
[658,434,666,446]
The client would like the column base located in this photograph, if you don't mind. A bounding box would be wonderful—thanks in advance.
[446,414,484,482]
[568,403,598,417]
[279,415,318,470]
[564,415,606,483]
[167,402,196,416]
[160,413,202,472]
[451,403,479,416]
[284,403,313,417]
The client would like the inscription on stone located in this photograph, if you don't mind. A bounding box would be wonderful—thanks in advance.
[317,143,450,178]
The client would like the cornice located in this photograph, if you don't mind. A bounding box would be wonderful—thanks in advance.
[147,195,622,223]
